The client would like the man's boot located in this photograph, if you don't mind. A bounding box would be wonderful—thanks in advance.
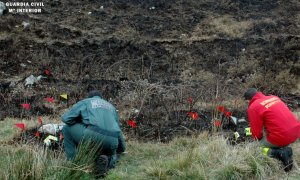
[95,155,109,178]
[267,147,293,172]
[107,154,118,169]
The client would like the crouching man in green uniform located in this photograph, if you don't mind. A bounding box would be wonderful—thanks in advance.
[61,90,126,177]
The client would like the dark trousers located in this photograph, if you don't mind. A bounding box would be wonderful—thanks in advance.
[62,123,119,163]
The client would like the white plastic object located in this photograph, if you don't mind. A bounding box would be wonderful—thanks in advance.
[25,75,37,86]
[43,135,58,146]
[39,124,64,135]
[234,132,240,140]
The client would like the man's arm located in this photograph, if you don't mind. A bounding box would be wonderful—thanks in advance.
[248,108,263,140]
[61,101,85,125]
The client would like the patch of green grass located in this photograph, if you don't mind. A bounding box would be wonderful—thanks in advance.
[0,119,18,141]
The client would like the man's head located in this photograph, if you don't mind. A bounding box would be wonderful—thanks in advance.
[244,88,257,101]
[87,90,101,98]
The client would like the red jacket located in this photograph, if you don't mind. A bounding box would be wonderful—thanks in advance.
[248,92,300,146]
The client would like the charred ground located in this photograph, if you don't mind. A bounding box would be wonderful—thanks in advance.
[0,0,299,141]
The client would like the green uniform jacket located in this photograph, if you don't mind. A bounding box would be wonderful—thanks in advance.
[62,96,126,153]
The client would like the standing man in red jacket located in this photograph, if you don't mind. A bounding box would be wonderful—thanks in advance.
[244,88,300,172]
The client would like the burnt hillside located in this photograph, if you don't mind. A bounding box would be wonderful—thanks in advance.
[0,0,299,140]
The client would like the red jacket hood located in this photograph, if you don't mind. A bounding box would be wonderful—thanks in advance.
[248,92,265,107]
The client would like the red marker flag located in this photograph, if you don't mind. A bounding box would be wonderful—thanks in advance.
[187,111,198,120]
[217,106,225,113]
[46,97,55,103]
[15,123,25,130]
[35,131,40,138]
[187,97,193,104]
[21,103,30,110]
[44,69,51,76]
[214,120,221,127]
[225,111,232,117]
[37,116,43,125]
[127,119,138,128]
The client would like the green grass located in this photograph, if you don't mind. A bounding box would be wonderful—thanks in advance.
[1,120,299,179]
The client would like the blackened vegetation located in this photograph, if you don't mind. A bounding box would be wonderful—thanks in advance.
[0,79,121,120]
[1,0,299,142]
[122,108,253,144]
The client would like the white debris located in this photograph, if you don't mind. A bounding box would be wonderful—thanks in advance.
[88,11,92,15]
[25,75,37,86]
[231,116,237,125]
[9,81,16,88]
[149,6,155,10]
[20,63,26,67]
[37,75,46,81]
[44,135,59,147]
[100,5,104,9]
[39,124,64,135]
[22,21,30,29]
[234,132,240,140]
[238,118,247,123]
[132,108,139,114]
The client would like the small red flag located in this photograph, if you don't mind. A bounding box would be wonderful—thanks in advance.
[127,119,138,128]
[38,116,43,125]
[187,97,193,104]
[35,131,40,138]
[44,69,51,76]
[214,120,221,127]
[15,123,25,130]
[46,97,55,103]
[225,111,232,117]
[187,111,198,120]
[217,106,225,113]
[21,103,30,110]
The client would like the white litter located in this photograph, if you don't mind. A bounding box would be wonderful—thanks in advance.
[20,63,26,67]
[22,21,30,29]
[44,135,59,146]
[231,116,237,125]
[37,75,46,81]
[25,75,37,86]
[39,124,64,135]
[238,118,247,123]
[234,132,240,140]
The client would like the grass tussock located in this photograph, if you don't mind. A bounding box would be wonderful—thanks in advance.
[0,142,99,180]
[141,134,280,180]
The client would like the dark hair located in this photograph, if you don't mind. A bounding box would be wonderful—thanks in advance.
[87,90,101,98]
[244,88,257,100]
